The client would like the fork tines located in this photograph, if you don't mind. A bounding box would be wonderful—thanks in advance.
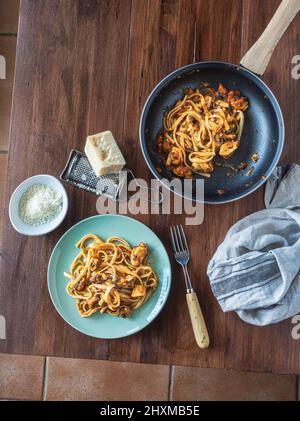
[170,224,189,255]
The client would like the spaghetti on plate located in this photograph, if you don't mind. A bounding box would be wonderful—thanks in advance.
[64,234,158,318]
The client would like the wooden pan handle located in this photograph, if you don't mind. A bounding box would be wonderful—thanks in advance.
[240,0,300,75]
[186,292,209,349]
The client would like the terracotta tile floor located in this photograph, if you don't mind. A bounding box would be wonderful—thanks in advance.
[0,353,298,401]
[0,35,16,151]
[0,353,45,400]
[0,0,19,33]
[0,0,299,402]
[45,357,170,401]
[171,366,297,401]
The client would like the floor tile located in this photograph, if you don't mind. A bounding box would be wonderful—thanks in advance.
[0,35,16,150]
[0,353,45,400]
[0,85,12,151]
[0,153,7,243]
[46,357,169,401]
[0,0,20,33]
[171,366,297,401]
[0,35,16,84]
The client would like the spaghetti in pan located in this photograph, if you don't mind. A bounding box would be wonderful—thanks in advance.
[156,83,249,178]
[64,234,158,318]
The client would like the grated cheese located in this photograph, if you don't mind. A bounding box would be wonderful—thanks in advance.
[19,184,63,226]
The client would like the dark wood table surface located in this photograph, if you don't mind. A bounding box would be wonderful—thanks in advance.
[1,0,300,374]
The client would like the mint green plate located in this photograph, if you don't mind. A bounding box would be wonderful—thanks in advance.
[47,215,172,339]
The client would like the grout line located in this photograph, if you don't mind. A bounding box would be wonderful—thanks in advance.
[0,150,8,154]
[167,365,174,401]
[41,356,49,401]
[0,33,17,37]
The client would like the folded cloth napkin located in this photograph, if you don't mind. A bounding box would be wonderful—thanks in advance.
[207,164,300,326]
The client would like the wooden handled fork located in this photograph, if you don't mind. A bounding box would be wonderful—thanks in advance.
[170,224,209,349]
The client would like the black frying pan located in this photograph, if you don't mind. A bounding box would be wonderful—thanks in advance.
[139,0,299,204]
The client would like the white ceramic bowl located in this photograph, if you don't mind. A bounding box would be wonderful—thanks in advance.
[9,174,68,236]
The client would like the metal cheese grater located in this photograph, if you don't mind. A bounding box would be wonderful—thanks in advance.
[60,150,127,200]
[60,149,163,203]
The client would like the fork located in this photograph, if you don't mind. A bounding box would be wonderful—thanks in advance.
[170,225,209,349]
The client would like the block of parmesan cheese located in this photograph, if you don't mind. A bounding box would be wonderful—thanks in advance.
[84,131,126,176]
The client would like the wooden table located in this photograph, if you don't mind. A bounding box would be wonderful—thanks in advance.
[1,0,300,374]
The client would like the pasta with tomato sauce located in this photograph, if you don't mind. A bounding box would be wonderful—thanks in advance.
[156,83,249,178]
[64,234,158,318]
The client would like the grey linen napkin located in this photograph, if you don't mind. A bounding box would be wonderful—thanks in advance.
[207,164,300,326]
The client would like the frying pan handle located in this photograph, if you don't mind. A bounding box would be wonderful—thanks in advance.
[240,0,300,76]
